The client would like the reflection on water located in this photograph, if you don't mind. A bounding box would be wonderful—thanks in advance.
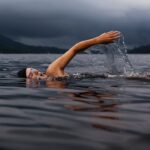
[26,78,67,89]
[0,54,150,150]
[65,90,117,112]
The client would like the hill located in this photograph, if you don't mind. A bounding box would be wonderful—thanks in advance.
[0,35,150,54]
[129,45,150,54]
[0,35,67,53]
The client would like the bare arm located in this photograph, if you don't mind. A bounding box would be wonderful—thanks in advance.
[46,31,120,77]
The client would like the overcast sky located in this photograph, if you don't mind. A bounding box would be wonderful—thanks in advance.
[0,0,150,48]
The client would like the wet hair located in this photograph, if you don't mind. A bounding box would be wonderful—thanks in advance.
[17,68,27,78]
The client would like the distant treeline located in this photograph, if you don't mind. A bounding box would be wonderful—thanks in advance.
[0,34,150,54]
[128,45,150,54]
[0,46,67,54]
[0,34,67,54]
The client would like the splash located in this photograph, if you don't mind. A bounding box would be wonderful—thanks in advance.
[87,33,135,76]
[102,33,135,75]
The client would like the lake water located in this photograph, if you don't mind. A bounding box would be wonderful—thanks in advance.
[0,54,150,150]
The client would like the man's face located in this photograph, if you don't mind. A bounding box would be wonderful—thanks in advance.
[26,68,44,79]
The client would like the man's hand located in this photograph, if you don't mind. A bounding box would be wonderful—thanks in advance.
[95,31,121,44]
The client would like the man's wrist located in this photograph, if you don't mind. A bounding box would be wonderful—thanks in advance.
[94,37,103,45]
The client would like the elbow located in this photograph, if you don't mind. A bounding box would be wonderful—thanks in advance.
[72,41,86,53]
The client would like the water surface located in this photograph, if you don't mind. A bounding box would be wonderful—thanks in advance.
[0,54,150,150]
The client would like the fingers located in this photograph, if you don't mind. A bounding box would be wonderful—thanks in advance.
[106,32,121,43]
[102,31,120,38]
[107,31,120,34]
[98,30,121,44]
[112,36,121,41]
[106,31,121,37]
[108,31,121,40]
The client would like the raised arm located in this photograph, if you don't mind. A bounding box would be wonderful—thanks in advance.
[46,31,120,77]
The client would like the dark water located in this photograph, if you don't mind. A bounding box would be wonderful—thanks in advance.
[0,54,150,150]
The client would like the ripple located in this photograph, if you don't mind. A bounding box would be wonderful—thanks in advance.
[0,54,150,150]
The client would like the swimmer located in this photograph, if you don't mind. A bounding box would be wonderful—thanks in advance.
[17,31,120,79]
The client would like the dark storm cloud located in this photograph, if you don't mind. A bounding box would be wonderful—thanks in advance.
[0,0,98,38]
[0,0,150,47]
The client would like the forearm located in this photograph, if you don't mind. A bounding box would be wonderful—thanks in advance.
[53,38,99,69]
[72,37,99,53]
[72,31,120,53]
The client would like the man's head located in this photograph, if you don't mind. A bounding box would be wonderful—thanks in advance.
[17,68,45,79]
[17,68,27,78]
